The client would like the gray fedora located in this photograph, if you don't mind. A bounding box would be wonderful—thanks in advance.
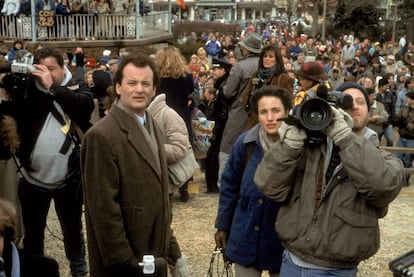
[238,32,262,54]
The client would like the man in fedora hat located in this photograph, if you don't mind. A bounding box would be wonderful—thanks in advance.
[293,61,329,106]
[217,31,262,189]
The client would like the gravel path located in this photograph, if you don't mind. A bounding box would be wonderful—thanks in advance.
[45,173,414,277]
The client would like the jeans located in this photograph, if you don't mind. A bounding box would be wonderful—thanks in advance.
[280,250,358,277]
[396,137,414,168]
[18,176,87,276]
[382,124,394,146]
[235,263,280,277]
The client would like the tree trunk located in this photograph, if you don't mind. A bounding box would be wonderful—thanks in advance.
[407,18,414,43]
[311,1,319,36]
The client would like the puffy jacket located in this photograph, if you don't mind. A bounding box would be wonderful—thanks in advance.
[254,129,404,268]
[205,40,222,56]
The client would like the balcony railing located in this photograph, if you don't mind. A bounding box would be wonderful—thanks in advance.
[0,12,170,41]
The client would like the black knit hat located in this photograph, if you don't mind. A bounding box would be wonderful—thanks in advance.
[336,82,370,111]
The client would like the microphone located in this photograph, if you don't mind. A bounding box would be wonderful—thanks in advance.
[316,84,328,99]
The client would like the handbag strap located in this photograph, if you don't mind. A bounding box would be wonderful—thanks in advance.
[207,247,233,277]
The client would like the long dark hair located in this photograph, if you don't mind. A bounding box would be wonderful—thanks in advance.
[258,44,285,76]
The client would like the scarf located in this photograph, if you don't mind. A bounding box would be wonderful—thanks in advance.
[258,126,276,154]
[257,65,276,80]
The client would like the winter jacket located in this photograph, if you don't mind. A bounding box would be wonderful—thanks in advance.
[158,74,194,139]
[368,101,388,137]
[254,129,404,268]
[216,125,283,272]
[205,40,222,57]
[220,54,259,154]
[148,94,189,164]
[81,103,171,277]
[35,0,56,15]
[293,83,319,107]
[395,106,414,139]
[0,71,94,176]
[1,0,20,15]
[376,90,395,125]
[328,67,344,90]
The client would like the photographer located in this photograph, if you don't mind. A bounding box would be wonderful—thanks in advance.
[254,82,405,275]
[0,47,93,277]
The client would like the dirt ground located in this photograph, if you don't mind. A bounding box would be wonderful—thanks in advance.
[45,172,414,277]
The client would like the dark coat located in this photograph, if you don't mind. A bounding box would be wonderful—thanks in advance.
[216,125,283,272]
[376,90,395,125]
[158,74,194,138]
[0,78,94,170]
[81,103,171,277]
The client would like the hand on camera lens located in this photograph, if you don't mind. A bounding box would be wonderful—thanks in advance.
[322,107,353,145]
[278,121,307,149]
[214,230,227,250]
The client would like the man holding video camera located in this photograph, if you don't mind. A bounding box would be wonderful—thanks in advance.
[0,47,93,277]
[254,82,405,276]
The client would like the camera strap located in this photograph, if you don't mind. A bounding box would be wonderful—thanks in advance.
[49,103,79,155]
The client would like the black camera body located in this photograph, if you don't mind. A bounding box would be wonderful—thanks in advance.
[292,85,353,145]
[296,90,353,131]
[0,52,34,98]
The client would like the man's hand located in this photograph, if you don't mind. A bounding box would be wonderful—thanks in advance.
[370,115,381,122]
[31,64,54,91]
[278,121,307,149]
[214,230,227,250]
[322,107,353,145]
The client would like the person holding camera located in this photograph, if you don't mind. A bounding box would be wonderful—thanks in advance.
[254,82,405,276]
[243,44,294,129]
[0,47,93,277]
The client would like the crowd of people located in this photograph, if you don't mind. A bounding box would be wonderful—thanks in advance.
[0,24,411,276]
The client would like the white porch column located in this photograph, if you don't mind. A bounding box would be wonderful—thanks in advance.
[189,6,195,20]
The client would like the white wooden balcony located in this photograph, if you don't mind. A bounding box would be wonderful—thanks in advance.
[0,12,171,43]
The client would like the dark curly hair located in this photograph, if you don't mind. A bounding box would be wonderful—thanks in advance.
[249,85,292,115]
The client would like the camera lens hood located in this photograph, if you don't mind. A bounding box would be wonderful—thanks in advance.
[297,98,332,131]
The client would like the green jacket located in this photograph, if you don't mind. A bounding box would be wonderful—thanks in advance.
[254,129,404,268]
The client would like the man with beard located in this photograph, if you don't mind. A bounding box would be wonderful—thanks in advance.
[254,82,405,276]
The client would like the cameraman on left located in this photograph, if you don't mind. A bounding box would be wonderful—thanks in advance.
[0,47,94,277]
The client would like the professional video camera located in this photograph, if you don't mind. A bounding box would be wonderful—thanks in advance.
[292,84,353,144]
[0,50,35,98]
